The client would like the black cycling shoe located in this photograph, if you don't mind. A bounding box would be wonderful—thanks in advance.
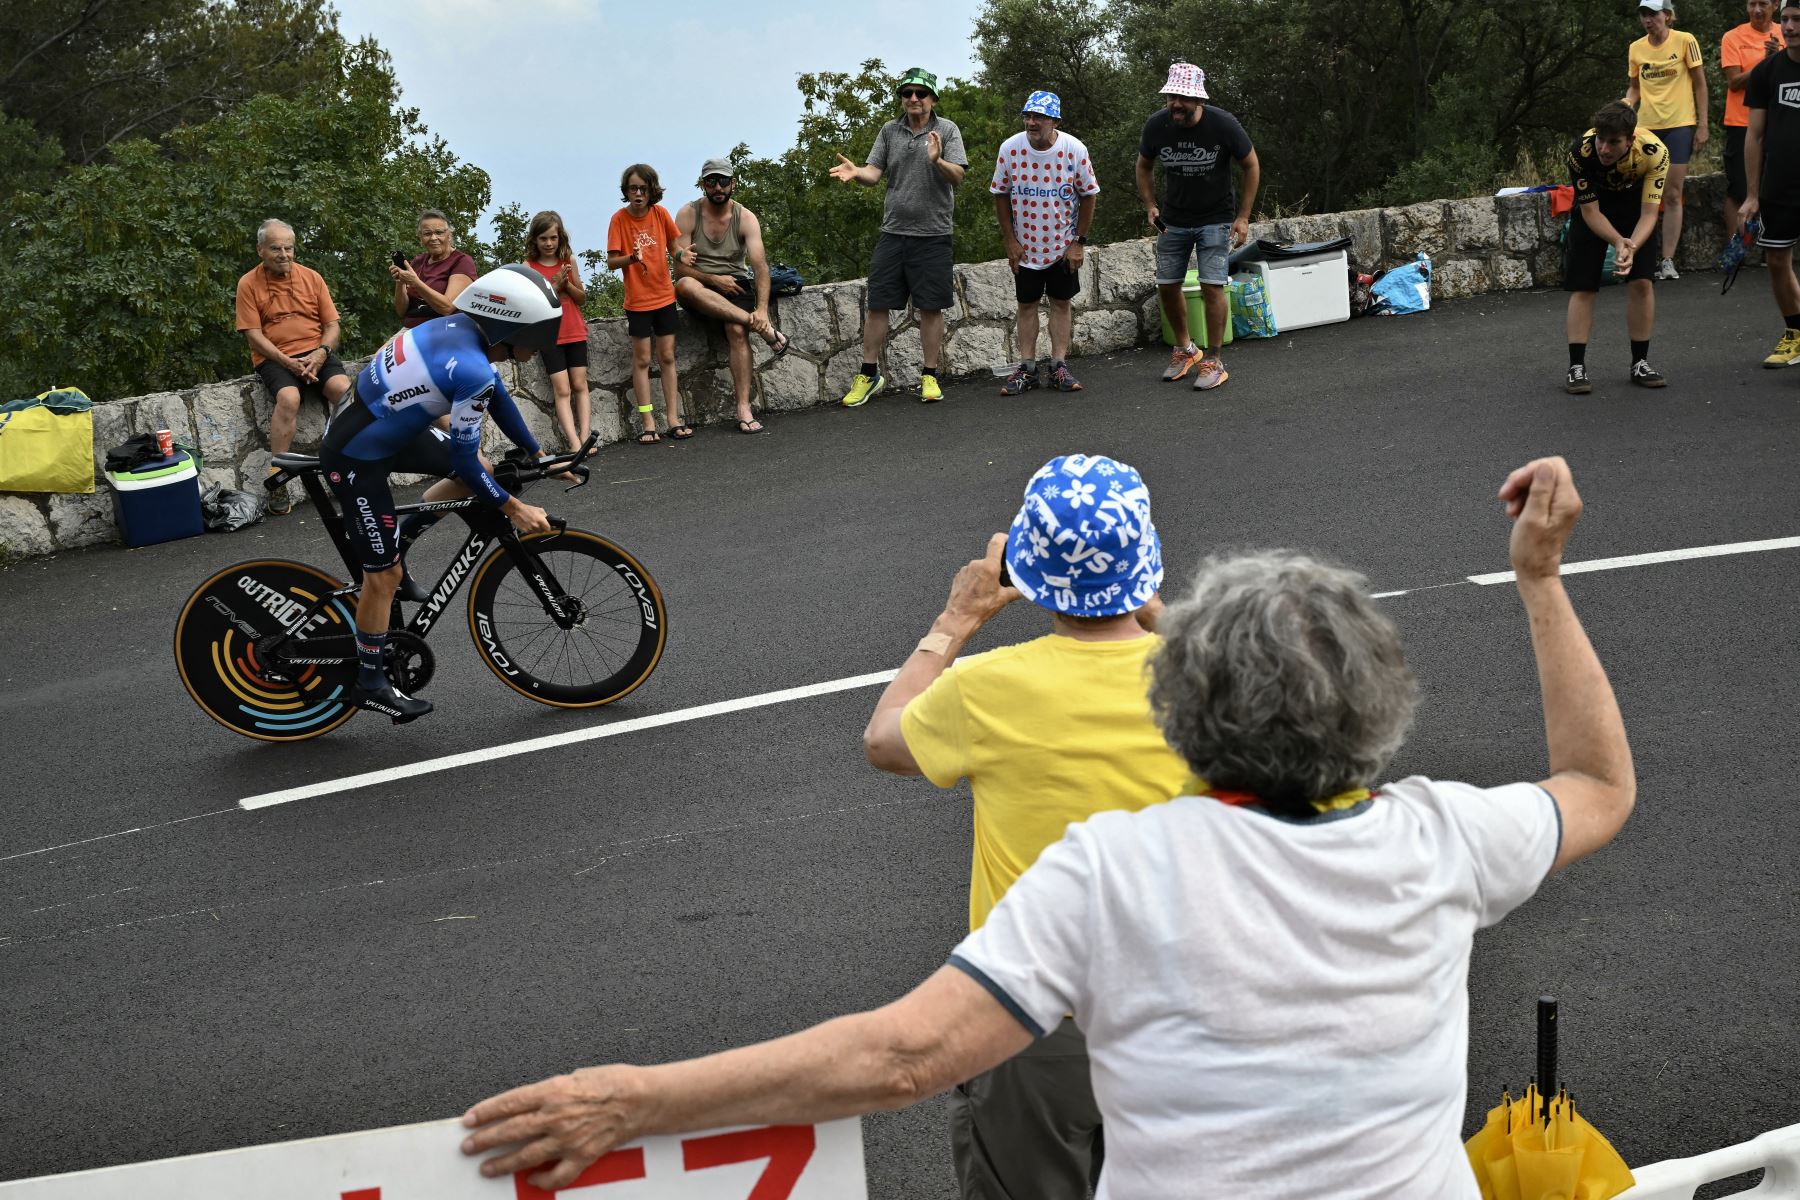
[349,681,434,723]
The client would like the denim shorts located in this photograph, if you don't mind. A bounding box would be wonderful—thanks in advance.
[1155,223,1231,286]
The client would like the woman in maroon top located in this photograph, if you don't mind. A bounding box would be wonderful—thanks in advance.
[390,209,478,329]
[522,210,593,450]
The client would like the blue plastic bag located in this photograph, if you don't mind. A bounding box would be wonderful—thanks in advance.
[1229,276,1277,338]
[1368,253,1432,316]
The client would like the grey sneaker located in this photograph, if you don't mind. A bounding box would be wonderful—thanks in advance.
[265,473,293,516]
[1564,364,1591,394]
[1630,359,1666,388]
[1190,357,1229,390]
[999,364,1040,396]
[1048,361,1083,392]
[1654,258,1679,281]
[1162,343,1202,381]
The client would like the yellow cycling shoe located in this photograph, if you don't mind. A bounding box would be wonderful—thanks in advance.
[919,374,943,403]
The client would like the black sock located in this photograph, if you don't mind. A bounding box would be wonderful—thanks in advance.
[1569,343,1587,367]
[397,512,441,547]
[921,367,938,378]
[356,630,388,691]
[1785,313,1800,332]
[860,362,877,377]
[1631,340,1650,363]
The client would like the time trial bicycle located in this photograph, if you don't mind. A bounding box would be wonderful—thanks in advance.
[173,434,667,741]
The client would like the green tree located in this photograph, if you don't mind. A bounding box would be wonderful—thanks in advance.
[0,0,343,171]
[0,37,490,399]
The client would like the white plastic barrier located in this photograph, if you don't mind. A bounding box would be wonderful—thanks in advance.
[0,1116,866,1199]
[1623,1123,1800,1199]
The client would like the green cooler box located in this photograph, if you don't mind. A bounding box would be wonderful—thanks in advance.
[1158,269,1235,348]
[105,449,204,547]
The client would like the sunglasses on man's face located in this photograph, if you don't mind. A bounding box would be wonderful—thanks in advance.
[899,88,931,100]
[703,175,733,186]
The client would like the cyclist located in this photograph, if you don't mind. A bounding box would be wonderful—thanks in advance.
[320,264,561,722]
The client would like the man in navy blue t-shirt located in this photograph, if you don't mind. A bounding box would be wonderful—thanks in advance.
[1134,62,1260,392]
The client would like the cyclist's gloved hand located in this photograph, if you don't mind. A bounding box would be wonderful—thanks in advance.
[503,447,538,469]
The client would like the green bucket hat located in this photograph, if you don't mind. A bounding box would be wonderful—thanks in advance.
[897,67,938,97]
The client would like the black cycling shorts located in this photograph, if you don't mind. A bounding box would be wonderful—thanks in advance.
[320,400,454,572]
[1015,260,1082,304]
[1562,199,1658,291]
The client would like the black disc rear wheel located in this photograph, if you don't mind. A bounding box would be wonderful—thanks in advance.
[466,529,667,707]
[173,559,359,741]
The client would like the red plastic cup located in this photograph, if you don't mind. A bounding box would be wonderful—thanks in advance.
[156,429,174,458]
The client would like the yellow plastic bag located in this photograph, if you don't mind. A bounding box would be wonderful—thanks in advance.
[0,387,95,494]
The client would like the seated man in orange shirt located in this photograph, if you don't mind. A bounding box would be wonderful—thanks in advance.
[235,218,353,513]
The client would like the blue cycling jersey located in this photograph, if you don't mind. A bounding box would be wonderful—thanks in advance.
[330,316,539,506]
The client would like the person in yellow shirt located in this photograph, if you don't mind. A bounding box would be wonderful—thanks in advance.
[1624,0,1709,280]
[862,452,1188,1200]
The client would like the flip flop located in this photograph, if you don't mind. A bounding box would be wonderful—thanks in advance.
[670,424,695,440]
[635,430,661,445]
[768,329,790,358]
[737,417,765,434]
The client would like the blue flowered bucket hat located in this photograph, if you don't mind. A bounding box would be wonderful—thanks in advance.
[1006,454,1163,617]
[1022,90,1062,120]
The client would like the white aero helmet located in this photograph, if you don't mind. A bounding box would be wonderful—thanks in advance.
[453,264,563,350]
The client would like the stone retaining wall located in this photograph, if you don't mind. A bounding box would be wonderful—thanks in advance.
[0,174,1732,562]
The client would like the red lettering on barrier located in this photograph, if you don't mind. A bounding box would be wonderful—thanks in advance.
[681,1125,816,1200]
[342,1191,381,1200]
[512,1147,647,1198]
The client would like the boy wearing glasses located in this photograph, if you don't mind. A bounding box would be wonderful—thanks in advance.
[829,66,968,406]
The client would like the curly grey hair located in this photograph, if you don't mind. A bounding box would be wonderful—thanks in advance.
[1148,551,1418,816]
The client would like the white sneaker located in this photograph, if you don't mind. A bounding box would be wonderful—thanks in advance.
[1654,258,1679,281]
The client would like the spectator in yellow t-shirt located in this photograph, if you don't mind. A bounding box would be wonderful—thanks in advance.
[1624,0,1709,280]
[862,453,1187,1200]
[1722,0,1786,242]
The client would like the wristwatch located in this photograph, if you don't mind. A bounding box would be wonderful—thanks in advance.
[1074,234,1091,245]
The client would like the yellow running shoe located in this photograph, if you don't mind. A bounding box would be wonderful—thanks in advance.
[1764,329,1800,368]
[919,374,943,403]
[841,370,885,407]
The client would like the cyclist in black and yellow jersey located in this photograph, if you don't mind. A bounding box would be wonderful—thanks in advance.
[1563,100,1670,394]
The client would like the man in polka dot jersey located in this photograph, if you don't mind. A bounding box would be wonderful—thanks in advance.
[990,90,1100,395]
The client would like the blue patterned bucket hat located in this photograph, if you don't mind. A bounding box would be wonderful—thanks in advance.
[1022,90,1062,120]
[1007,454,1163,617]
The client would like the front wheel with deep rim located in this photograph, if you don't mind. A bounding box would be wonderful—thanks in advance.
[466,528,667,707]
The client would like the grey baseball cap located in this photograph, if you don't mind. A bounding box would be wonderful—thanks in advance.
[699,158,735,180]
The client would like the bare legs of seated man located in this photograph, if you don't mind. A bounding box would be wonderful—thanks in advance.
[673,277,787,432]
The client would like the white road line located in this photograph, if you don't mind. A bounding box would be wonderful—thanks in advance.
[1466,535,1800,586]
[237,669,901,810]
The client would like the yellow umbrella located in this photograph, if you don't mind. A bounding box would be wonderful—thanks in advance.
[1465,998,1636,1200]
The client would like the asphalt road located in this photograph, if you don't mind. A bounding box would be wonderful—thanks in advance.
[3,276,1798,1198]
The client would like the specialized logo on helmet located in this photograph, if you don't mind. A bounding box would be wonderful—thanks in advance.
[467,293,524,319]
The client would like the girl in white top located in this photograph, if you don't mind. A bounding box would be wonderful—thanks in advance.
[462,457,1635,1200]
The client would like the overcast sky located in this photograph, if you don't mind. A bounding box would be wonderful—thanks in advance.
[330,0,984,263]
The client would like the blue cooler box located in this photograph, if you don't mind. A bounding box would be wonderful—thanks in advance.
[105,449,204,547]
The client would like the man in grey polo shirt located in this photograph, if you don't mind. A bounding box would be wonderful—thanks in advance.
[829,66,968,405]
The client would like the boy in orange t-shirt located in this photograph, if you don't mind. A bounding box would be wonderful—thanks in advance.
[1723,0,1787,239]
[607,164,691,444]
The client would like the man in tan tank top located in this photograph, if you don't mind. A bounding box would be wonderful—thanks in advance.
[673,157,790,434]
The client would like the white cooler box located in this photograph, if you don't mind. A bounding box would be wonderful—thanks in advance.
[1241,249,1350,332]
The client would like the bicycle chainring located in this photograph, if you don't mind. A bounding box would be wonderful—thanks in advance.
[384,629,436,693]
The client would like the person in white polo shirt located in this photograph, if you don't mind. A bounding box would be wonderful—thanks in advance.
[463,457,1635,1200]
[992,91,1100,396]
